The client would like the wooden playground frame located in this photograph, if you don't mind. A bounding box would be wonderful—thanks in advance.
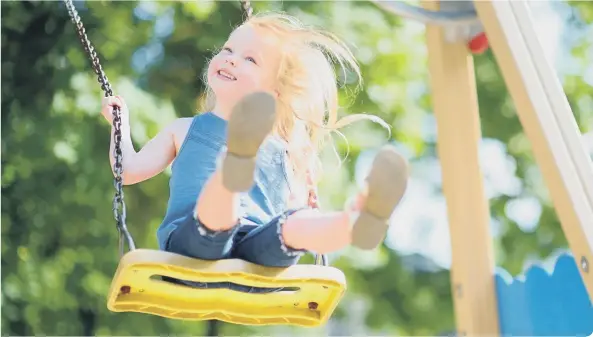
[421,0,593,335]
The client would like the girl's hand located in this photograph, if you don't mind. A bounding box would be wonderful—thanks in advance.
[345,187,367,212]
[101,95,130,126]
[308,190,319,209]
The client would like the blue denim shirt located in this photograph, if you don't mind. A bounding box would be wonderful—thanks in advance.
[156,112,293,249]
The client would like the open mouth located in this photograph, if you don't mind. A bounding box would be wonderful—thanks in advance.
[217,70,236,81]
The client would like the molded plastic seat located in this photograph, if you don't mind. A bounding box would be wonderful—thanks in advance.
[107,249,347,327]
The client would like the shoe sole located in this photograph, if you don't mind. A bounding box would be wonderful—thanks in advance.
[351,145,409,250]
[222,92,277,192]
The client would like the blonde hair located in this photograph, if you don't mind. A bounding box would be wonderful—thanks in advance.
[203,11,389,199]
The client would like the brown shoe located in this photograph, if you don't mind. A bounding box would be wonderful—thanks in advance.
[222,92,277,192]
[351,145,409,250]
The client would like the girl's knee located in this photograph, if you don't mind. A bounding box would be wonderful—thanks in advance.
[233,210,308,267]
[167,214,238,260]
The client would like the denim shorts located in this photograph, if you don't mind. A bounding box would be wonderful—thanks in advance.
[164,209,308,293]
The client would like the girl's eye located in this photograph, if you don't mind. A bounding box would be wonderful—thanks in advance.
[245,56,257,64]
[222,47,232,53]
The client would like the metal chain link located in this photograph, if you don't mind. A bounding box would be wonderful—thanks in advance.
[63,0,136,257]
[240,0,253,18]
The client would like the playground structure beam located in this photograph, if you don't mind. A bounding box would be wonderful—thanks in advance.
[423,1,500,335]
[474,0,593,300]
[370,0,479,27]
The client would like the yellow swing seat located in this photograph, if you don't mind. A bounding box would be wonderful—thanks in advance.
[107,249,347,327]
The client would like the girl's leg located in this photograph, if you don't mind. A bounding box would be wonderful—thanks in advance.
[281,209,352,254]
[166,214,238,260]
[282,145,409,253]
[233,211,306,268]
[195,92,277,231]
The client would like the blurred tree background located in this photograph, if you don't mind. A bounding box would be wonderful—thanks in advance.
[2,0,591,335]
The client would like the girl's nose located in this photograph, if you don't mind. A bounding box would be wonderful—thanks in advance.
[225,58,236,67]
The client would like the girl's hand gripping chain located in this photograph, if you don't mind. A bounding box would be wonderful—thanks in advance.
[101,95,130,127]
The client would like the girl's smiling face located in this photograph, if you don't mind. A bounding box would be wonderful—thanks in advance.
[207,24,281,105]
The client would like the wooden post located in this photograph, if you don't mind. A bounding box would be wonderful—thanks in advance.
[474,0,593,301]
[423,1,500,335]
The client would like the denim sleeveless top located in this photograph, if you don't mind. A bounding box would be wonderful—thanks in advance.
[156,112,293,249]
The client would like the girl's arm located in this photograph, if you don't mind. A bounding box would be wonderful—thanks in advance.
[108,120,180,185]
[103,96,179,185]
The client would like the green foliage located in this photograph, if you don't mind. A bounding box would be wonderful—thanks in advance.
[2,0,591,335]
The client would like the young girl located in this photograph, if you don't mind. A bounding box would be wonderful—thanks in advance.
[101,12,409,277]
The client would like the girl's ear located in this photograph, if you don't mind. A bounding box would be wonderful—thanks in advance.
[274,89,280,99]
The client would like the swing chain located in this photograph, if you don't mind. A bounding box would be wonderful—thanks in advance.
[63,0,136,257]
[240,0,253,18]
[62,0,323,266]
